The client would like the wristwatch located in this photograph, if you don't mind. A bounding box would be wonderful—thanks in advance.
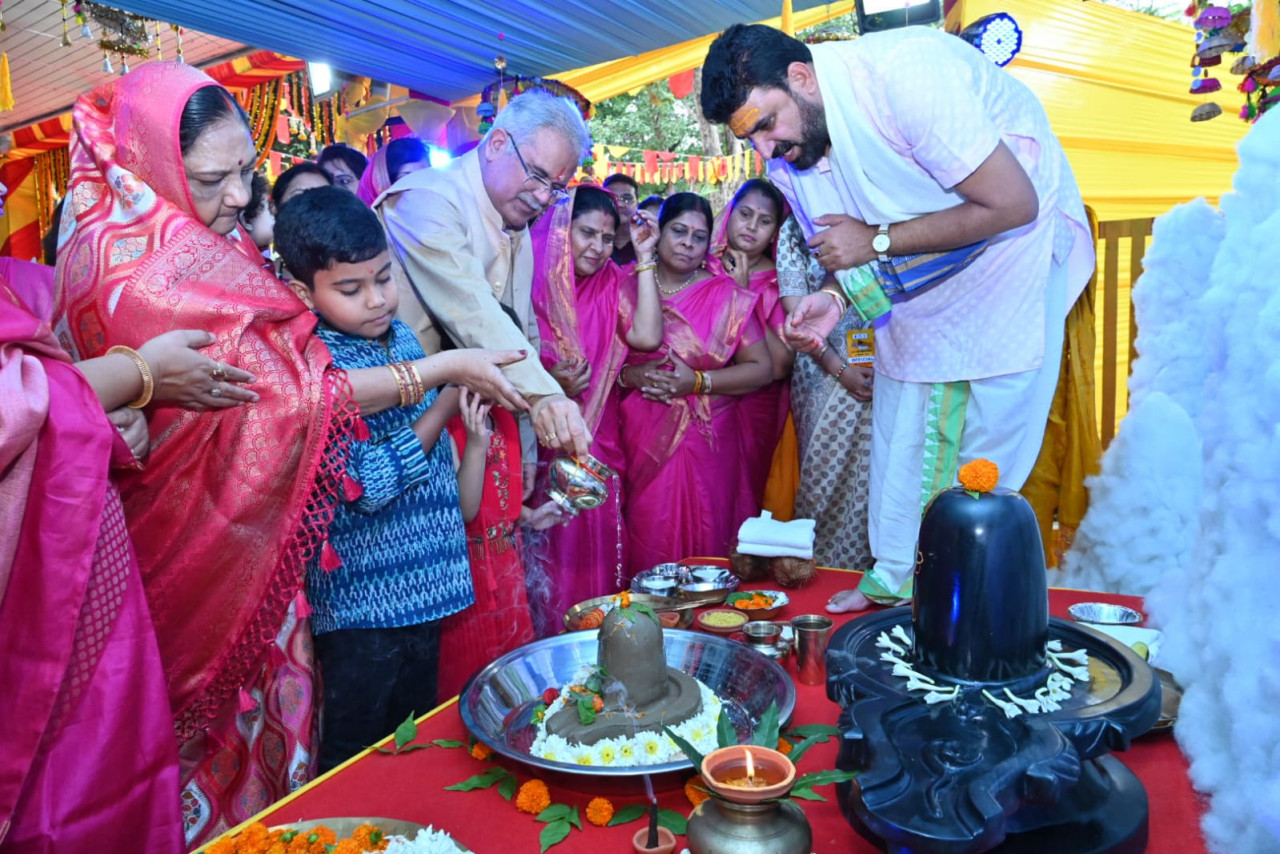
[872,223,892,263]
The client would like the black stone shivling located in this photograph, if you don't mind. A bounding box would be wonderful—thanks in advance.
[825,484,1161,854]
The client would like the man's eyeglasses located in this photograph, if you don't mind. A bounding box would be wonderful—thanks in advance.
[509,136,570,204]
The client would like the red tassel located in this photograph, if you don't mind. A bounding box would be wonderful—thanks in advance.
[343,473,363,501]
[353,417,371,442]
[320,541,342,572]
[238,687,258,714]
[294,589,313,619]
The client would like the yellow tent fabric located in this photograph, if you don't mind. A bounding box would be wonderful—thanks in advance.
[959,0,1249,221]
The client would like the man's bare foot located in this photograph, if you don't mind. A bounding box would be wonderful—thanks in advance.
[825,589,871,614]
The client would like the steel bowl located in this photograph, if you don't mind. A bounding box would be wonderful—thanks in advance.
[563,593,693,631]
[458,630,796,792]
[1068,602,1144,626]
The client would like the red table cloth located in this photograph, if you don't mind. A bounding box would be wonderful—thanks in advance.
[221,567,1206,853]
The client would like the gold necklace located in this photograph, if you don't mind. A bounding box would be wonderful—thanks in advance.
[657,268,698,296]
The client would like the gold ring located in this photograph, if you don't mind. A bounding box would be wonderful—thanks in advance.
[211,364,228,381]
[546,432,558,444]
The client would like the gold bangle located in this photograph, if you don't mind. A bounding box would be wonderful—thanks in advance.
[107,345,155,409]
[692,371,703,395]
[820,286,849,314]
[402,361,425,405]
[704,370,713,394]
[635,262,657,274]
[388,363,408,407]
[617,367,630,389]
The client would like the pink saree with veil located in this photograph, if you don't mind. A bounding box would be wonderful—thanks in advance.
[0,262,182,854]
[530,196,637,633]
[708,202,791,504]
[619,273,762,578]
[52,63,356,845]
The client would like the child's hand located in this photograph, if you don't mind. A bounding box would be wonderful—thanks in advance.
[520,499,565,531]
[459,387,493,444]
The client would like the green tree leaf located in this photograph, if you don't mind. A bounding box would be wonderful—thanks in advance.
[536,804,574,823]
[393,712,418,751]
[576,695,597,726]
[608,804,648,826]
[432,739,465,749]
[662,725,706,769]
[789,788,828,802]
[443,766,509,791]
[657,809,688,835]
[784,724,841,740]
[790,768,861,801]
[539,819,572,853]
[716,707,738,749]
[752,701,781,748]
[630,601,661,628]
[569,805,582,831]
[497,774,517,802]
[786,733,828,764]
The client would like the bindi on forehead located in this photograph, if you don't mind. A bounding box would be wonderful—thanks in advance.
[729,106,761,137]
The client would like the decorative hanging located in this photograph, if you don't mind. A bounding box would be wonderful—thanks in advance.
[101,50,113,74]
[477,63,593,136]
[173,23,184,63]
[75,2,91,38]
[1,1,7,33]
[85,2,153,60]
[60,0,72,47]
[0,52,13,112]
[1187,4,1231,121]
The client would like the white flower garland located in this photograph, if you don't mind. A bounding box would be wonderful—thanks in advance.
[385,826,469,853]
[529,664,723,766]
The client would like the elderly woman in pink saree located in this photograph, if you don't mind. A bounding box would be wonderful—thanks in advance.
[618,193,773,577]
[710,179,793,504]
[530,185,663,634]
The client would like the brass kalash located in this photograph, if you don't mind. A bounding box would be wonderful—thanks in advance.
[825,474,1162,853]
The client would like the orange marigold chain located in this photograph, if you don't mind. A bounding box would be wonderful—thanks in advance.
[958,458,1000,493]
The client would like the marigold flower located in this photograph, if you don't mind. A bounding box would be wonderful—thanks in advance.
[470,742,493,760]
[776,737,793,755]
[329,840,363,854]
[516,778,552,814]
[350,823,388,851]
[958,458,999,493]
[685,774,711,807]
[586,796,615,826]
[201,841,236,854]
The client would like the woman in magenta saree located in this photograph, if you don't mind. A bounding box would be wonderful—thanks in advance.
[709,179,792,505]
[0,260,182,853]
[530,185,662,634]
[618,193,773,578]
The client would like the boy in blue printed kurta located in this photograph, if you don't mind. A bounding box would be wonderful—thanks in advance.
[275,186,472,772]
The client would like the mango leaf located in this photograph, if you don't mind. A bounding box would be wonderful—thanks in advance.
[576,695,597,726]
[663,725,706,769]
[657,808,687,835]
[539,819,572,853]
[789,787,829,802]
[607,804,648,826]
[443,765,509,791]
[497,774,517,802]
[784,723,841,740]
[375,743,433,755]
[786,733,828,764]
[965,489,981,500]
[716,707,737,749]
[569,805,582,831]
[432,739,466,749]
[790,768,861,801]
[536,804,574,823]
[751,701,781,748]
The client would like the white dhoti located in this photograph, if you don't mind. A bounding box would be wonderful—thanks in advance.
[861,259,1068,602]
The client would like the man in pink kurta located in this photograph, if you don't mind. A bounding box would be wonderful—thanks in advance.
[701,25,1094,607]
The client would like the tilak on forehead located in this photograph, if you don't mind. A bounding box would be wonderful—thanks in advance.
[729,106,760,137]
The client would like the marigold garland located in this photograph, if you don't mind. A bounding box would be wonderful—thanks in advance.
[958,458,1000,493]
[197,820,392,854]
[585,797,615,826]
[516,778,552,815]
[470,742,492,760]
[685,774,711,807]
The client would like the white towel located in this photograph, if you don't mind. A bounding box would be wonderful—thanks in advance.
[736,511,816,559]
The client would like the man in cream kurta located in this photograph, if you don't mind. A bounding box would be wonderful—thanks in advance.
[702,25,1094,609]
[378,90,593,461]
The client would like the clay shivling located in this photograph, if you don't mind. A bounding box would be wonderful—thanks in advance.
[529,594,723,765]
[825,461,1162,854]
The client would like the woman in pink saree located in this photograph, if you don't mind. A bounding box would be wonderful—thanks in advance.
[355,136,430,205]
[530,185,662,634]
[51,63,524,846]
[0,253,255,853]
[709,179,793,505]
[618,193,773,577]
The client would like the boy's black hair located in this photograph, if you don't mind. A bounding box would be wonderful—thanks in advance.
[271,162,332,209]
[700,24,813,125]
[273,186,387,289]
